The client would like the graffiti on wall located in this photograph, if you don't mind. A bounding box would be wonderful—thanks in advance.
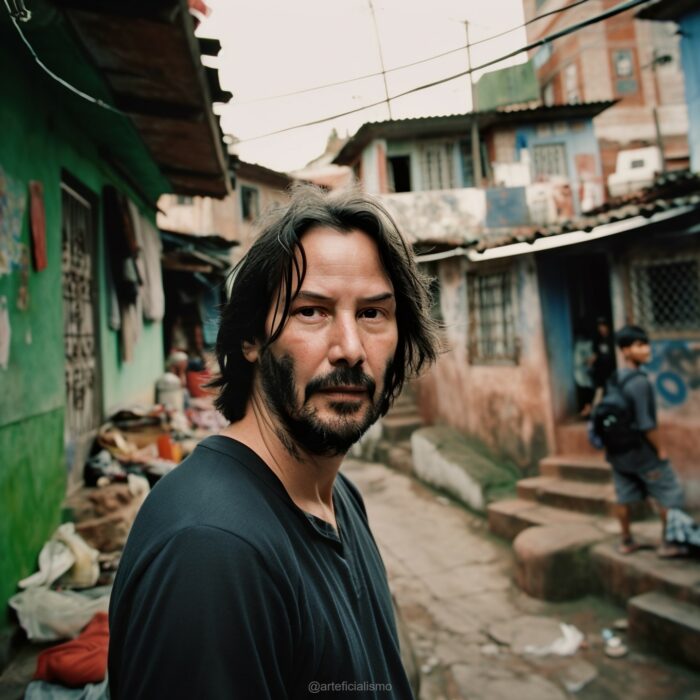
[0,166,27,277]
[646,340,700,407]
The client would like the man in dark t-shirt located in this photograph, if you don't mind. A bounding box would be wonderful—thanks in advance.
[607,325,684,556]
[108,186,440,699]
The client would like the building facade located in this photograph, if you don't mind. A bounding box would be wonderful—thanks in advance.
[0,0,228,636]
[523,0,689,181]
[336,108,700,508]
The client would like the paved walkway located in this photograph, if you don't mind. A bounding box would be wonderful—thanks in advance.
[343,459,700,700]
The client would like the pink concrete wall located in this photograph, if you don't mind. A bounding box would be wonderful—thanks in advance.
[415,255,556,472]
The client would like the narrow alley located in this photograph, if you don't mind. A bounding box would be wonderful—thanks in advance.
[345,458,700,700]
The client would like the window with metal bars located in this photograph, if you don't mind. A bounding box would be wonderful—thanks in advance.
[467,269,518,362]
[532,142,568,180]
[629,256,700,336]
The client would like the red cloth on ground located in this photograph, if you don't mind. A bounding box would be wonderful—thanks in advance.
[186,369,212,397]
[34,612,109,687]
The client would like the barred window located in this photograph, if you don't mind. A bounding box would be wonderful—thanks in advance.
[468,269,518,362]
[630,257,700,335]
[532,143,568,179]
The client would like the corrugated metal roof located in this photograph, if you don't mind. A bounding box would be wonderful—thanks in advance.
[474,170,700,252]
[333,102,615,165]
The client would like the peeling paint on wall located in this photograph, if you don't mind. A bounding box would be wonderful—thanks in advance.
[416,255,554,471]
[0,166,27,276]
[381,183,580,246]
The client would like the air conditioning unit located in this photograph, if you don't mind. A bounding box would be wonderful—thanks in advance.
[607,147,662,197]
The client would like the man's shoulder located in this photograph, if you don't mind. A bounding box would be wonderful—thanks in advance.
[128,436,297,555]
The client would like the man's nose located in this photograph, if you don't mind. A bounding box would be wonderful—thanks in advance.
[328,315,366,367]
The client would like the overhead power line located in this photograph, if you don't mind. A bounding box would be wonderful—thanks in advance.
[235,0,595,106]
[236,0,652,144]
[3,0,124,114]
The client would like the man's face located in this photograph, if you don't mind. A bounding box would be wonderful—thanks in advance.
[254,226,399,456]
[622,339,652,365]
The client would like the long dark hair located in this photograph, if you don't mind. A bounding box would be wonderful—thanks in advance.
[210,184,440,423]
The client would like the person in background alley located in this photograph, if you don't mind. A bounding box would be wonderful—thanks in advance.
[578,317,615,418]
[108,185,439,699]
[590,317,615,405]
[607,325,686,557]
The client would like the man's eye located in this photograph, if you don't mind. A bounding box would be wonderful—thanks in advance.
[360,308,382,319]
[297,307,322,318]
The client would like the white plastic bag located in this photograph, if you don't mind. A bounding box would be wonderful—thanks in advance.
[19,523,100,591]
[18,540,75,589]
[8,587,110,641]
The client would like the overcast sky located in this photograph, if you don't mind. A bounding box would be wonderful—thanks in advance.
[199,0,529,172]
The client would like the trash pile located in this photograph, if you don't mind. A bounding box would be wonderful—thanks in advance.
[9,518,127,699]
[85,365,226,489]
[6,365,228,698]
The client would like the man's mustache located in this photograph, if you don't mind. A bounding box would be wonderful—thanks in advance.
[305,366,376,402]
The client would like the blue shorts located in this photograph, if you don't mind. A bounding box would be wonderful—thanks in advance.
[612,460,684,509]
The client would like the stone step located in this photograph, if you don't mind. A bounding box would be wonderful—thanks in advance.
[592,533,700,608]
[381,414,423,443]
[539,454,612,483]
[487,497,616,542]
[628,591,700,669]
[556,422,600,458]
[517,476,615,515]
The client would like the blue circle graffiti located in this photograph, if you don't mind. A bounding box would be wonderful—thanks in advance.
[655,372,687,405]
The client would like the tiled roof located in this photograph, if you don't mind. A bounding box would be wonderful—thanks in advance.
[474,171,700,252]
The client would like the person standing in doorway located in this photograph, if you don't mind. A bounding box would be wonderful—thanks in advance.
[590,317,615,404]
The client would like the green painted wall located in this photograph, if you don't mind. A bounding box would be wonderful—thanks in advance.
[0,410,64,618]
[475,61,539,112]
[0,25,164,629]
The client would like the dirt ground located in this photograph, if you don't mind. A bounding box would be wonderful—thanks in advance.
[345,459,700,700]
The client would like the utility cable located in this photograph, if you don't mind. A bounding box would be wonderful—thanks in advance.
[3,0,125,114]
[368,0,392,119]
[236,0,652,144]
[235,0,595,106]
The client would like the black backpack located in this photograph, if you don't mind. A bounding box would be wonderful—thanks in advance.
[590,371,644,453]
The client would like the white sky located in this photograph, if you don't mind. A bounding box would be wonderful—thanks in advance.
[198,0,529,172]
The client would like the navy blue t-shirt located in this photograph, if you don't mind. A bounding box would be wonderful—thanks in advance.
[108,436,412,699]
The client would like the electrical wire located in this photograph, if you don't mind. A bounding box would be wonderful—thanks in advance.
[235,0,652,144]
[2,0,125,115]
[235,0,595,106]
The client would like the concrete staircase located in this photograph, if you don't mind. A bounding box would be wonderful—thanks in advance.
[375,386,422,474]
[488,453,620,541]
[488,423,700,670]
[592,523,700,669]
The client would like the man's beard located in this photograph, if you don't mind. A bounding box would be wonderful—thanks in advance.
[258,350,388,457]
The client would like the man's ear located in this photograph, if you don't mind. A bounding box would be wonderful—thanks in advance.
[242,339,260,363]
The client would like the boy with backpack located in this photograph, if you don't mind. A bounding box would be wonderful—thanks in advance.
[591,325,685,556]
